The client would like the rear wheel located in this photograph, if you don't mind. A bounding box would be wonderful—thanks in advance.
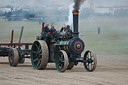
[55,50,69,72]
[8,48,19,67]
[83,51,97,72]
[31,40,49,70]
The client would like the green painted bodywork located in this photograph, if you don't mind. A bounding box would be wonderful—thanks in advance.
[55,40,70,53]
[55,40,69,46]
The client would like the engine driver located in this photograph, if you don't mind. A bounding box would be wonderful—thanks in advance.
[44,22,50,33]
[49,25,57,34]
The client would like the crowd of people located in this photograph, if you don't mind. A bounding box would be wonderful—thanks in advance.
[42,22,72,40]
[43,22,69,34]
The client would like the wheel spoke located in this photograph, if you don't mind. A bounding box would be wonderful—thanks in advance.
[33,51,36,54]
[59,57,62,61]
[34,58,38,62]
[86,65,89,69]
[59,63,62,68]
[35,44,39,50]
[60,63,64,69]
[90,52,93,58]
[88,52,91,59]
[89,63,91,70]
[39,48,42,53]
[86,62,89,67]
[37,59,41,67]
[36,53,38,57]
[62,58,64,62]
[91,56,94,60]
[91,62,94,65]
[59,57,64,63]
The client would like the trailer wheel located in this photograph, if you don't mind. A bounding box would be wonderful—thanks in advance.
[67,62,74,70]
[8,48,19,67]
[83,51,97,72]
[31,40,49,70]
[55,50,69,72]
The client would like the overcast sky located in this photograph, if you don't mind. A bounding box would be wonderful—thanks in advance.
[0,0,128,8]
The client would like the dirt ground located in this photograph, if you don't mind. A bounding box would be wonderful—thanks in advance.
[0,55,128,85]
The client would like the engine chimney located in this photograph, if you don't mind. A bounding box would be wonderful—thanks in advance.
[72,10,79,38]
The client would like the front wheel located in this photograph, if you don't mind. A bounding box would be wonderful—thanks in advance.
[83,51,97,72]
[55,50,69,72]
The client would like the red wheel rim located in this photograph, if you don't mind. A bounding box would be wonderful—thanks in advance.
[9,52,13,62]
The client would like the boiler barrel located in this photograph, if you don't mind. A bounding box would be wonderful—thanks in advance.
[55,40,70,53]
[55,37,85,55]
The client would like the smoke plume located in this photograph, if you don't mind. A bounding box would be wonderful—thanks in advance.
[73,0,86,10]
[67,3,74,25]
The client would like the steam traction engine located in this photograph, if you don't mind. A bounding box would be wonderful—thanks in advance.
[31,10,97,72]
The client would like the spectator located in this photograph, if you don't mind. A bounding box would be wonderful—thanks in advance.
[44,22,49,33]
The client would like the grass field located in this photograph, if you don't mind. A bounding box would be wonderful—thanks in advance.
[0,16,128,55]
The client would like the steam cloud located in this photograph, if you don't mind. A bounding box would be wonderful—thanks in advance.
[67,0,86,25]
[73,0,86,10]
[67,3,74,25]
